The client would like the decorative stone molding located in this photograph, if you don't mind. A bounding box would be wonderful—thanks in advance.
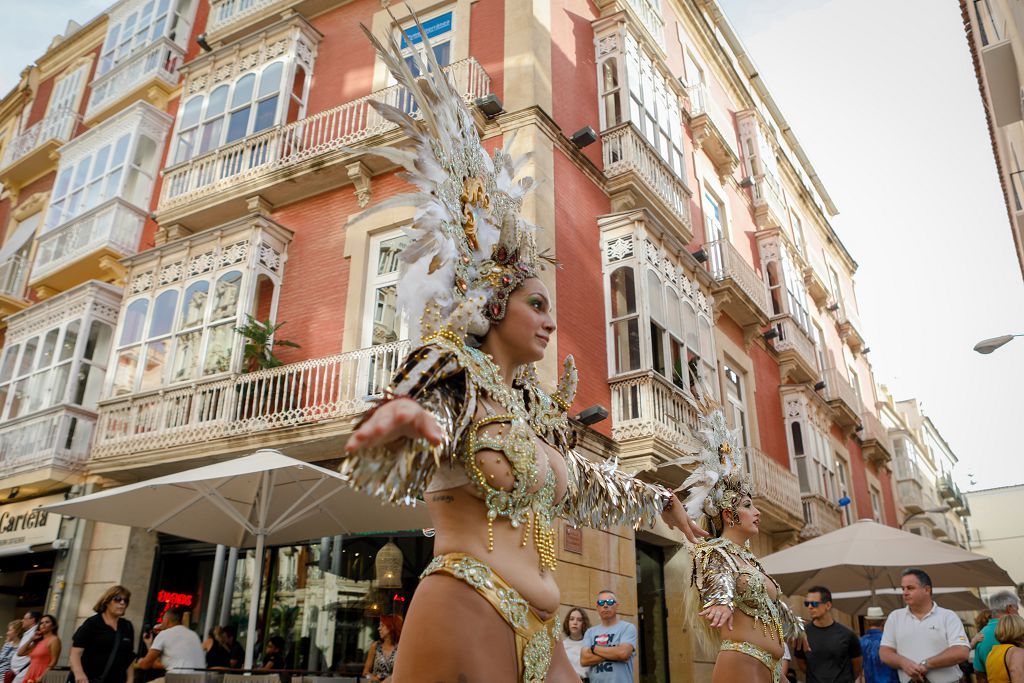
[11,191,49,222]
[153,223,193,247]
[346,162,372,208]
[7,281,123,344]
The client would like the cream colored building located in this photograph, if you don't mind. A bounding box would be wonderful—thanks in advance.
[964,484,1024,593]
[962,0,1024,279]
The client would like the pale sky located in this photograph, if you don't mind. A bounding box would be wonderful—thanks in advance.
[0,1,1020,491]
[718,0,1024,492]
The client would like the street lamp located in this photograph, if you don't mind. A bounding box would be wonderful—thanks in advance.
[900,506,950,529]
[973,334,1024,354]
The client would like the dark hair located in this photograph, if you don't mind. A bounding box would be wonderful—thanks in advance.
[39,614,58,631]
[221,624,237,639]
[163,608,183,623]
[901,568,933,590]
[268,636,285,650]
[806,586,833,604]
[25,612,42,624]
[562,607,592,639]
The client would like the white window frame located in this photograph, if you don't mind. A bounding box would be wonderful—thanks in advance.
[98,0,196,77]
[870,486,883,523]
[723,363,751,467]
[362,229,409,348]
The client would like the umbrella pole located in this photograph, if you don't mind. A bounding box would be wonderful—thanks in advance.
[203,545,227,637]
[244,532,266,670]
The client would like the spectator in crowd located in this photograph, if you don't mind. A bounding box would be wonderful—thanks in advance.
[985,614,1024,683]
[260,636,286,671]
[795,585,863,682]
[18,615,59,683]
[580,590,637,683]
[206,625,243,670]
[561,607,591,682]
[0,620,25,682]
[9,613,39,683]
[70,587,136,683]
[861,606,900,683]
[137,608,206,674]
[978,592,1021,682]
[879,568,970,683]
[362,616,401,683]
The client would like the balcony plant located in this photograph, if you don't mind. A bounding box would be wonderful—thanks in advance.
[234,316,302,422]
[235,315,300,372]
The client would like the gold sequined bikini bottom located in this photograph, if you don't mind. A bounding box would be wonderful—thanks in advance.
[421,552,561,683]
[720,639,782,683]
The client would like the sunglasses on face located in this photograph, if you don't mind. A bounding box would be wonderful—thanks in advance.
[597,599,617,607]
[111,596,129,605]
[804,600,823,608]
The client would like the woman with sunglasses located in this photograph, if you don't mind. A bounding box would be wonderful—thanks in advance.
[70,586,136,683]
[682,397,806,683]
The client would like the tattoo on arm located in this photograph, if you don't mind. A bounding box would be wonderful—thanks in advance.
[431,494,455,503]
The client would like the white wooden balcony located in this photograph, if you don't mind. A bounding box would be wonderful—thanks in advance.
[704,238,771,327]
[752,173,786,230]
[207,0,280,36]
[91,340,410,473]
[156,58,490,228]
[85,38,184,124]
[602,123,693,243]
[609,370,699,471]
[897,478,926,514]
[801,493,842,538]
[686,83,738,180]
[836,304,866,352]
[30,199,145,293]
[859,408,893,465]
[821,367,861,429]
[594,0,665,48]
[802,252,830,306]
[0,406,94,488]
[0,109,79,185]
[770,315,820,384]
[745,447,803,530]
[0,254,31,317]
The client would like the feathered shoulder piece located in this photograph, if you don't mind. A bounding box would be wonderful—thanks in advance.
[670,388,752,526]
[349,7,549,345]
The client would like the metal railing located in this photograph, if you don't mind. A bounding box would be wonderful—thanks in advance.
[746,447,802,521]
[93,340,410,459]
[159,58,491,210]
[822,367,862,414]
[897,479,926,512]
[207,0,279,34]
[0,254,29,299]
[86,38,184,119]
[771,315,818,372]
[752,173,786,224]
[801,494,842,537]
[609,370,698,447]
[0,406,94,478]
[32,199,145,280]
[703,238,771,319]
[602,122,692,229]
[0,108,79,169]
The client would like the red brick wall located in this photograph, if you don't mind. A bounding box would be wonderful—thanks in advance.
[751,343,788,467]
[552,151,612,437]
[551,0,601,170]
[469,0,505,104]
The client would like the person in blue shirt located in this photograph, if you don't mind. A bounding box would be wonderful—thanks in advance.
[861,607,900,683]
[579,591,637,683]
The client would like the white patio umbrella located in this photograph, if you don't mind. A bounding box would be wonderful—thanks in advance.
[759,519,1013,597]
[831,587,985,615]
[43,449,430,669]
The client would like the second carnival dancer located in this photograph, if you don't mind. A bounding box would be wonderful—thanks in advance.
[341,10,706,683]
[681,395,808,683]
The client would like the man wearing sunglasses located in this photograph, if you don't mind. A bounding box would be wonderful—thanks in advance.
[794,586,863,683]
[579,591,637,683]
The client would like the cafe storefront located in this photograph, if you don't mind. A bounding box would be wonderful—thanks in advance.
[146,531,433,676]
[0,494,70,624]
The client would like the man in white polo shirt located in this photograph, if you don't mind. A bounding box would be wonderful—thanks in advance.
[879,568,969,682]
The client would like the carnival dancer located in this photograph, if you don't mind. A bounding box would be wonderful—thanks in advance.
[341,10,705,683]
[682,394,806,683]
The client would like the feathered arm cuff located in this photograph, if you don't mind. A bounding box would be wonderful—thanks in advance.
[692,542,739,610]
[340,344,470,504]
[558,450,674,529]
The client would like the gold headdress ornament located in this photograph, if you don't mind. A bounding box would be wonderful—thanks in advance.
[346,6,553,344]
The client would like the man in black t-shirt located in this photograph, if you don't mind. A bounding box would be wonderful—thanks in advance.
[206,625,244,670]
[795,585,863,683]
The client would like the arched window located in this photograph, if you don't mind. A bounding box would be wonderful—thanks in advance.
[174,95,204,163]
[609,266,639,373]
[226,73,256,144]
[646,270,666,377]
[601,59,622,127]
[204,271,242,375]
[198,85,228,157]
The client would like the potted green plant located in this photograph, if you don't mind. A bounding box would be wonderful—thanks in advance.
[235,315,301,372]
[234,316,301,420]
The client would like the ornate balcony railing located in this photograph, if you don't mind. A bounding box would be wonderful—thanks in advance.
[602,123,692,232]
[32,199,145,281]
[0,406,94,478]
[746,447,802,521]
[0,254,30,299]
[93,340,410,459]
[822,366,861,414]
[751,173,786,229]
[860,408,893,457]
[801,493,842,538]
[159,58,490,211]
[772,316,818,372]
[704,238,771,320]
[897,479,926,513]
[609,370,698,448]
[0,108,79,170]
[207,0,279,34]
[86,38,184,120]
